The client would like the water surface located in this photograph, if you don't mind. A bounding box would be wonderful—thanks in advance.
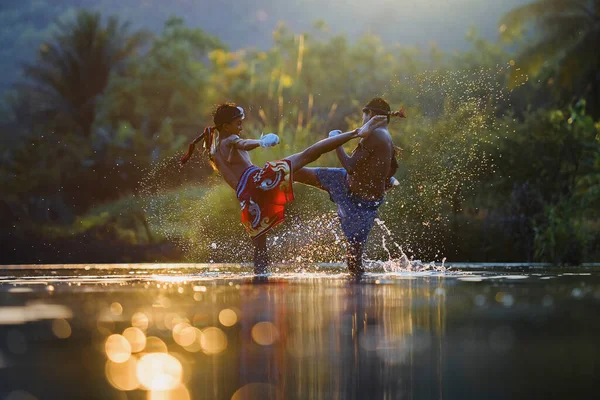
[0,264,599,399]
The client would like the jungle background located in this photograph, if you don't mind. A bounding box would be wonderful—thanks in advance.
[1,0,599,265]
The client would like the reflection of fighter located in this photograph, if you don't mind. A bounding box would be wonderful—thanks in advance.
[180,103,386,274]
[295,98,406,275]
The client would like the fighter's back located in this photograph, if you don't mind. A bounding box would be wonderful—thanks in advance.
[347,127,395,201]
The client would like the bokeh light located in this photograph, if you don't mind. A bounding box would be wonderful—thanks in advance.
[172,323,197,347]
[110,302,123,316]
[105,357,140,391]
[218,309,237,327]
[105,334,132,363]
[147,384,191,400]
[200,327,227,355]
[132,312,150,331]
[143,336,169,354]
[251,321,279,346]
[137,353,183,391]
[164,313,188,331]
[123,327,147,353]
[51,319,72,339]
[181,328,203,353]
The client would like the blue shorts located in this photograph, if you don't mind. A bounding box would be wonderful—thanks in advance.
[315,168,383,244]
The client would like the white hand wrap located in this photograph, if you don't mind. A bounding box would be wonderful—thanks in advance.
[328,129,342,138]
[259,133,280,148]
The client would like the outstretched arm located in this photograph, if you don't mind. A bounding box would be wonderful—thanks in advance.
[221,136,261,163]
[231,133,279,151]
[225,134,280,162]
[232,138,261,151]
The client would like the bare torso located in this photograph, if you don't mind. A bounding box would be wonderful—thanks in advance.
[347,128,396,200]
[212,135,254,190]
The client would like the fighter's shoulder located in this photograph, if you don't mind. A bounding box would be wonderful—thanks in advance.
[366,128,392,146]
[222,135,241,146]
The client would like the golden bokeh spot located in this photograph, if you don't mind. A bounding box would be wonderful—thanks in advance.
[143,336,169,354]
[52,319,72,339]
[147,384,191,400]
[110,302,123,316]
[165,313,188,331]
[218,309,237,327]
[123,327,147,353]
[499,24,507,33]
[251,321,279,346]
[132,312,150,331]
[137,353,183,391]
[105,357,139,391]
[105,334,132,363]
[509,60,515,67]
[182,328,203,353]
[200,327,227,355]
[173,323,197,347]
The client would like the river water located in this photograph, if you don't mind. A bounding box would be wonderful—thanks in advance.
[0,263,599,399]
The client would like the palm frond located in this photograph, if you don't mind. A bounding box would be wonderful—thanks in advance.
[500,0,594,42]
[14,10,148,136]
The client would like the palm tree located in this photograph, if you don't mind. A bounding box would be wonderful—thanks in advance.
[15,10,150,137]
[500,0,600,112]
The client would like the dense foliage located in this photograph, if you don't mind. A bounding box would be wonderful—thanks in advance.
[1,2,598,265]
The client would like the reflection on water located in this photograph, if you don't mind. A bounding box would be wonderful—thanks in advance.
[0,265,599,399]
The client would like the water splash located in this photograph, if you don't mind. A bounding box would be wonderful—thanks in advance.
[375,66,510,259]
[136,67,508,265]
[367,218,448,273]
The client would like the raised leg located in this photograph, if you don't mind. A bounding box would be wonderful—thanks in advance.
[294,167,324,190]
[286,131,356,173]
[285,115,386,173]
[253,234,269,274]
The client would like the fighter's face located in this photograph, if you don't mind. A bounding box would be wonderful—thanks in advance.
[224,117,244,135]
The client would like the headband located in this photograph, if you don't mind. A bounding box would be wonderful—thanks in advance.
[362,106,391,115]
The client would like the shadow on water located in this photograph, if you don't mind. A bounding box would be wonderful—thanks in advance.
[0,264,600,399]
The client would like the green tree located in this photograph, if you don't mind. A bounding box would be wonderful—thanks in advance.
[15,9,150,137]
[95,17,225,193]
[499,0,600,113]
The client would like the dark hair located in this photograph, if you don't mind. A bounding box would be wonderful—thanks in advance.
[363,97,407,123]
[213,103,242,127]
[363,97,391,122]
[180,103,245,168]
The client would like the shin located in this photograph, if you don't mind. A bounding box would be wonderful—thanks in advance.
[253,235,269,274]
[346,241,365,276]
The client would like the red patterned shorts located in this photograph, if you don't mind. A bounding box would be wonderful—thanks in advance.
[235,160,294,239]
